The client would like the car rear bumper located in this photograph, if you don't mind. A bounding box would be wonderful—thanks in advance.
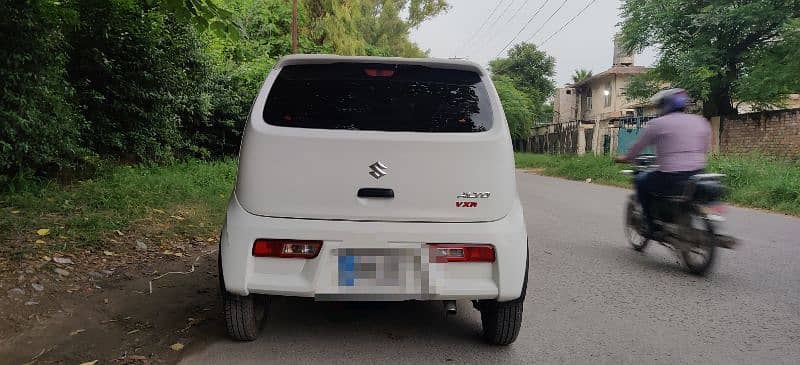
[220,193,528,302]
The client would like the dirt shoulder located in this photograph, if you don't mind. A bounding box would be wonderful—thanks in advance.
[0,236,225,364]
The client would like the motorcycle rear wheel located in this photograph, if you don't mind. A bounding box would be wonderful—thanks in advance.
[681,244,716,276]
[680,214,717,276]
[681,219,717,276]
[625,198,650,251]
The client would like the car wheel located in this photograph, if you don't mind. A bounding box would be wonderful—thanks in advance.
[480,249,528,345]
[219,249,268,341]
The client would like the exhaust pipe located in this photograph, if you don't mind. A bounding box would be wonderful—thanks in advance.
[443,300,457,315]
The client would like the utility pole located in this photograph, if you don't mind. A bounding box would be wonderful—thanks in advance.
[291,0,298,53]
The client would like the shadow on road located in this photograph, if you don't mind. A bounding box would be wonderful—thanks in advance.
[183,294,516,363]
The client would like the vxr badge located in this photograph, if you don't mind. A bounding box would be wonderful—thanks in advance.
[369,161,388,179]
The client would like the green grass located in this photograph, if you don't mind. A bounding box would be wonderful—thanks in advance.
[515,153,630,187]
[1,159,238,260]
[515,153,800,216]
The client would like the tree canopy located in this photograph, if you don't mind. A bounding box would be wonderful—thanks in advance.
[620,0,800,116]
[489,42,555,139]
[571,68,593,84]
[493,76,535,141]
[490,43,556,102]
[306,0,448,57]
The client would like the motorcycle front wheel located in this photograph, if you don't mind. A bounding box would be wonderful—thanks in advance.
[624,198,650,251]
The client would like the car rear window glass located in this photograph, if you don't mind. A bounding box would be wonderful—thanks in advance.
[263,63,493,132]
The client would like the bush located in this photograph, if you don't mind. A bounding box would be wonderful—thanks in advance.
[67,0,215,163]
[0,0,87,179]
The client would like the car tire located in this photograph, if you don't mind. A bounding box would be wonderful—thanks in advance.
[219,248,267,341]
[480,248,528,346]
[224,292,266,341]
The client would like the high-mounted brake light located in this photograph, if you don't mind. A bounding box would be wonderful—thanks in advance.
[364,68,395,77]
[252,239,322,259]
[427,244,495,263]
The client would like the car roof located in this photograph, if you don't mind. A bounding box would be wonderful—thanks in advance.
[275,54,487,76]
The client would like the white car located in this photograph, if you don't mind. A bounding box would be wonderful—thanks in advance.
[219,55,529,345]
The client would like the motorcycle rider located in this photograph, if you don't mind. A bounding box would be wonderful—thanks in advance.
[615,88,712,239]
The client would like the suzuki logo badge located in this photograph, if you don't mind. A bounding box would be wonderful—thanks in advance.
[369,161,388,179]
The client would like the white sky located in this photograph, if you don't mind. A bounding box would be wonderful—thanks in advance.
[409,0,658,85]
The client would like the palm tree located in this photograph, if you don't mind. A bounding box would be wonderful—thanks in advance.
[571,68,593,84]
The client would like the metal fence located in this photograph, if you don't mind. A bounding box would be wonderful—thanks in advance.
[518,121,579,154]
[616,116,656,154]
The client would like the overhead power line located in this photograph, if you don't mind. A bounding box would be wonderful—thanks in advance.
[479,0,536,51]
[451,0,509,57]
[524,0,569,44]
[473,0,521,46]
[539,0,598,46]
[506,0,537,23]
[493,0,553,58]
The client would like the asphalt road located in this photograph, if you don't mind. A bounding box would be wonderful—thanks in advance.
[182,172,800,364]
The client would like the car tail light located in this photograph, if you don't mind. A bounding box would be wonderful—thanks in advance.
[427,244,495,263]
[252,239,322,259]
[364,68,395,77]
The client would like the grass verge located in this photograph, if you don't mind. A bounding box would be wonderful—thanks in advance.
[515,153,800,216]
[1,159,237,261]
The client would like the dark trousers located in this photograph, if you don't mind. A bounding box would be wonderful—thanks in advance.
[635,170,702,230]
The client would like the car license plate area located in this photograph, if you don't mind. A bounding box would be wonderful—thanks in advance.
[333,248,426,292]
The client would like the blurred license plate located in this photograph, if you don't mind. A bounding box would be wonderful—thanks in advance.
[336,248,419,287]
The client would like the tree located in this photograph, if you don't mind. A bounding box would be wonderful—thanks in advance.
[620,0,800,116]
[490,42,556,105]
[306,0,449,57]
[571,68,593,84]
[489,42,555,137]
[157,0,241,38]
[493,76,534,140]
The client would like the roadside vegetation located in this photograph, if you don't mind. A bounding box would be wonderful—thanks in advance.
[515,153,800,216]
[0,160,237,261]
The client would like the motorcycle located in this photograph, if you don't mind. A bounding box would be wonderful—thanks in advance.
[622,155,737,275]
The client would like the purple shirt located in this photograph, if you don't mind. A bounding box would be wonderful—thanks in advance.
[627,112,712,172]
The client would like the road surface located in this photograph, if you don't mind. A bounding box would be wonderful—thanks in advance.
[182,172,800,364]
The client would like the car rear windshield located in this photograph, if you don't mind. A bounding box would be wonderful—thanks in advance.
[263,63,493,133]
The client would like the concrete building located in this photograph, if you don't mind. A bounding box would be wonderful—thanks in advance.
[553,37,652,124]
[549,36,653,155]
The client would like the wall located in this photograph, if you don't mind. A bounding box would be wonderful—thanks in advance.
[719,109,800,157]
[553,87,576,123]
[579,74,638,121]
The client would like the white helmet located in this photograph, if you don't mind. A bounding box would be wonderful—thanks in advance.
[650,88,689,114]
